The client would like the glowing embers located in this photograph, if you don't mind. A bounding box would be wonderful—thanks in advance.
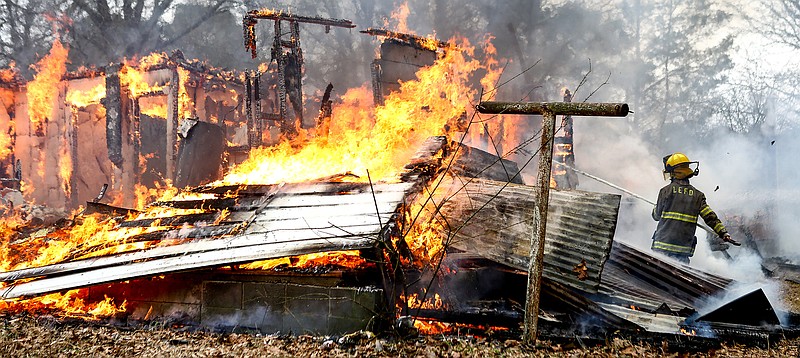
[410,318,510,336]
[237,250,372,272]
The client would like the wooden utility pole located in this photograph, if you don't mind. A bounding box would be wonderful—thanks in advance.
[475,101,629,344]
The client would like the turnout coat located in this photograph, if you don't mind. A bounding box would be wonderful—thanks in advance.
[651,179,728,256]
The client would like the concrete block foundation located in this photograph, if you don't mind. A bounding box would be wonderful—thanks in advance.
[91,270,385,335]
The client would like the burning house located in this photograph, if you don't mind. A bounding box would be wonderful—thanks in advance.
[0,8,795,348]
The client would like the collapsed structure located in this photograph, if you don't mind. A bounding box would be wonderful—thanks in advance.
[0,9,795,348]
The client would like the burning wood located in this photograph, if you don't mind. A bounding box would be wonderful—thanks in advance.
[360,28,450,51]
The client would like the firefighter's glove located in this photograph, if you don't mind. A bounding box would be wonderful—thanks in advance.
[708,237,729,252]
[722,234,741,246]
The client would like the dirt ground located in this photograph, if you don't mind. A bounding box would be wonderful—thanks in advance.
[0,314,797,358]
[2,280,799,357]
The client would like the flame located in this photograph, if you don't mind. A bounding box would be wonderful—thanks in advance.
[402,293,446,311]
[391,2,412,33]
[140,103,167,118]
[221,37,497,185]
[178,66,193,120]
[0,65,16,82]
[26,38,69,133]
[250,8,282,17]
[402,199,447,268]
[58,137,72,198]
[414,319,452,335]
[120,63,165,98]
[65,82,106,108]
[237,250,369,270]
[680,327,696,336]
[411,319,509,335]
[0,289,126,319]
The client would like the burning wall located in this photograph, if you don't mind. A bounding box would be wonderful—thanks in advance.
[0,49,257,211]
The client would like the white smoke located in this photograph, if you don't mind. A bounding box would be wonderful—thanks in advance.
[571,111,800,288]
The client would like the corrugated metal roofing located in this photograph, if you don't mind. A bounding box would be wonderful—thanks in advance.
[597,241,733,312]
[598,303,684,334]
[434,176,620,293]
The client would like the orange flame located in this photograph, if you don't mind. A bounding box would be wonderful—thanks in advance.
[120,63,165,98]
[0,289,126,320]
[237,250,369,270]
[26,39,69,133]
[65,82,106,108]
[221,37,496,185]
[178,66,193,120]
[391,2,412,34]
[411,319,509,335]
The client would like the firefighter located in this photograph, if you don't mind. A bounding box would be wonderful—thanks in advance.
[651,153,740,264]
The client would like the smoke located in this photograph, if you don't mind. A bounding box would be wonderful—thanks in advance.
[567,103,800,297]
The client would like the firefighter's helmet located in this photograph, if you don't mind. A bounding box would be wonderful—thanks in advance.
[662,152,699,179]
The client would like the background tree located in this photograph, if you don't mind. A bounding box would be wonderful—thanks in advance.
[61,0,237,66]
[633,0,733,148]
[0,0,68,77]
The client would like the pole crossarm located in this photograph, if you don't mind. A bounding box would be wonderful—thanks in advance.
[476,101,629,117]
[476,100,629,344]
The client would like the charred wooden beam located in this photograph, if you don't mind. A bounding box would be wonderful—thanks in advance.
[244,10,355,28]
[242,10,355,59]
[117,211,222,228]
[166,66,180,181]
[407,307,521,328]
[360,28,450,50]
[83,201,139,217]
[103,64,123,167]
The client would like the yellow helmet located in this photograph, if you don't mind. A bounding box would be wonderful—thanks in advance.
[663,152,699,178]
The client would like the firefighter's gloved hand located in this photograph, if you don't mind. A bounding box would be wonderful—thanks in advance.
[708,237,729,252]
[722,234,741,246]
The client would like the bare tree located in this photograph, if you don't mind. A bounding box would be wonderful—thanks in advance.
[61,0,237,65]
[0,0,68,77]
[633,0,733,145]
[753,0,800,51]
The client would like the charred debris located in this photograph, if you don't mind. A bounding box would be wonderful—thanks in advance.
[0,9,797,351]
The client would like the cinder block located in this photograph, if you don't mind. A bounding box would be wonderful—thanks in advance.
[241,281,288,333]
[203,281,242,309]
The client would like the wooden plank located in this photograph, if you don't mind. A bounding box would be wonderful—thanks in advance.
[222,210,256,223]
[192,182,412,196]
[268,190,408,208]
[118,211,221,228]
[252,202,400,222]
[244,213,393,234]
[1,236,376,299]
